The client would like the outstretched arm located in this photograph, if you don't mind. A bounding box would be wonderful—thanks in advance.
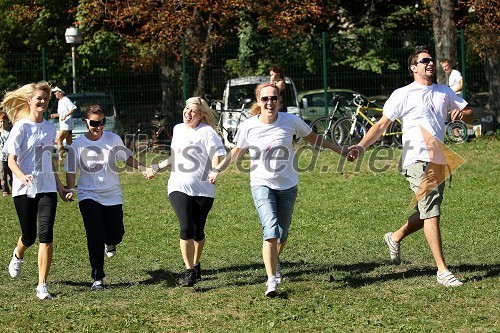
[302,132,347,156]
[208,146,245,184]
[347,115,392,161]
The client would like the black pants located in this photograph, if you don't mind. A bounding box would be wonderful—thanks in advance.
[2,160,12,193]
[168,191,214,241]
[13,193,57,246]
[79,199,125,280]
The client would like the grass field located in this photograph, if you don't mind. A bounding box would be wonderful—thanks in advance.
[0,137,498,332]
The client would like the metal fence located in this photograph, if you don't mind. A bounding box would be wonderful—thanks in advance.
[2,31,490,134]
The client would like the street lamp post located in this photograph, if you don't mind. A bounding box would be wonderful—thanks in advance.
[64,27,83,93]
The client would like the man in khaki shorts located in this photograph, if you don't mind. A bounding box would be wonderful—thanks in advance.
[347,48,475,287]
[50,86,76,159]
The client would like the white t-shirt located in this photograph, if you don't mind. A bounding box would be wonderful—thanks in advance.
[234,112,311,190]
[3,119,57,197]
[65,131,132,205]
[168,123,226,198]
[0,129,10,161]
[57,96,77,130]
[383,82,468,167]
[449,69,462,96]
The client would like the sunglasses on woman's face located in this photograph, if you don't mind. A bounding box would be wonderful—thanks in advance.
[260,96,278,103]
[85,118,106,127]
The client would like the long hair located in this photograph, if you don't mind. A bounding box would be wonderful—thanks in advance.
[1,81,51,123]
[249,83,278,116]
[185,97,218,131]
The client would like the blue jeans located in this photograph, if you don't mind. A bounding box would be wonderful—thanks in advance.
[251,185,298,242]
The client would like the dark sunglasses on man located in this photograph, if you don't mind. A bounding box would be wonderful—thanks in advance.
[84,118,106,127]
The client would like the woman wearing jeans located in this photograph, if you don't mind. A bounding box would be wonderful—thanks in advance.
[209,83,346,297]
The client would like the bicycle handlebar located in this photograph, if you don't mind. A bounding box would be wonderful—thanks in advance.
[352,94,365,107]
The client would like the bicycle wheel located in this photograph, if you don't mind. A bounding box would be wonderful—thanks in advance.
[445,121,468,144]
[331,116,367,146]
[389,120,403,148]
[308,116,334,148]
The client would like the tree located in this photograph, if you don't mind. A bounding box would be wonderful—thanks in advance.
[75,0,337,113]
[428,0,457,84]
[466,0,500,123]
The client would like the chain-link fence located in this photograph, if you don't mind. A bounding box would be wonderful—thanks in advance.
[2,31,492,135]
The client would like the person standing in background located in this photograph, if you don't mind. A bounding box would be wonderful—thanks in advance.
[0,112,13,196]
[440,59,462,96]
[270,65,287,112]
[50,86,77,159]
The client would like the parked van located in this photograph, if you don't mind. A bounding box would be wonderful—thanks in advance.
[49,92,123,139]
[219,76,301,147]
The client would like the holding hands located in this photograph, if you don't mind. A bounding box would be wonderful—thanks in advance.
[347,145,365,162]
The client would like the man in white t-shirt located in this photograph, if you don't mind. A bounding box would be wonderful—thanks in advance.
[50,86,77,158]
[440,58,462,96]
[347,49,475,287]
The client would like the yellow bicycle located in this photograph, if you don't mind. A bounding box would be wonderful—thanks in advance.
[331,94,403,147]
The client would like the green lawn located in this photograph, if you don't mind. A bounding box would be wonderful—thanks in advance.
[0,137,498,332]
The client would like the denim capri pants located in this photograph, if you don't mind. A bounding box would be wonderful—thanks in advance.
[251,185,298,243]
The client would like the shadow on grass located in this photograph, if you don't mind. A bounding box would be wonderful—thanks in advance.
[328,262,500,288]
[59,262,498,292]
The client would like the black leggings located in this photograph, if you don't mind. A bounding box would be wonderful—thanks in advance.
[79,199,125,280]
[13,193,57,246]
[168,191,214,241]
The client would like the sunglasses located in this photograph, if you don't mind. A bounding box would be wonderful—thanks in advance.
[416,57,434,65]
[260,96,278,103]
[85,118,106,127]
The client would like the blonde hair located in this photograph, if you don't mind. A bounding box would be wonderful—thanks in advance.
[185,97,218,131]
[1,81,52,123]
[249,83,278,116]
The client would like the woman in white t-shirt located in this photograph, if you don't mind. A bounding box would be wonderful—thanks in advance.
[65,105,149,291]
[147,97,226,287]
[208,83,346,297]
[2,81,72,300]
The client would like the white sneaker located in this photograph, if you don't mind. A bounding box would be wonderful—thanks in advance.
[8,248,24,278]
[384,232,401,264]
[265,278,278,298]
[275,259,282,284]
[90,279,104,291]
[437,270,463,287]
[36,284,53,300]
[105,244,116,258]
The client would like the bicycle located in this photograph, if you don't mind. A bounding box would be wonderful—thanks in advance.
[306,93,350,147]
[331,94,403,147]
[216,98,252,148]
[126,115,173,155]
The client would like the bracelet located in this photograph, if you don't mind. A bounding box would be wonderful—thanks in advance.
[212,167,222,173]
[68,188,76,193]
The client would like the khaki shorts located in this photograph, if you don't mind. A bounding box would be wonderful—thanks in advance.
[403,161,446,219]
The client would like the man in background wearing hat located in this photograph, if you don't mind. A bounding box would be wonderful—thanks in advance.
[50,86,77,159]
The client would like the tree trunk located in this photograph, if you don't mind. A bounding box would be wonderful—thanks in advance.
[432,0,457,85]
[193,17,214,99]
[484,50,500,126]
[160,55,183,124]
